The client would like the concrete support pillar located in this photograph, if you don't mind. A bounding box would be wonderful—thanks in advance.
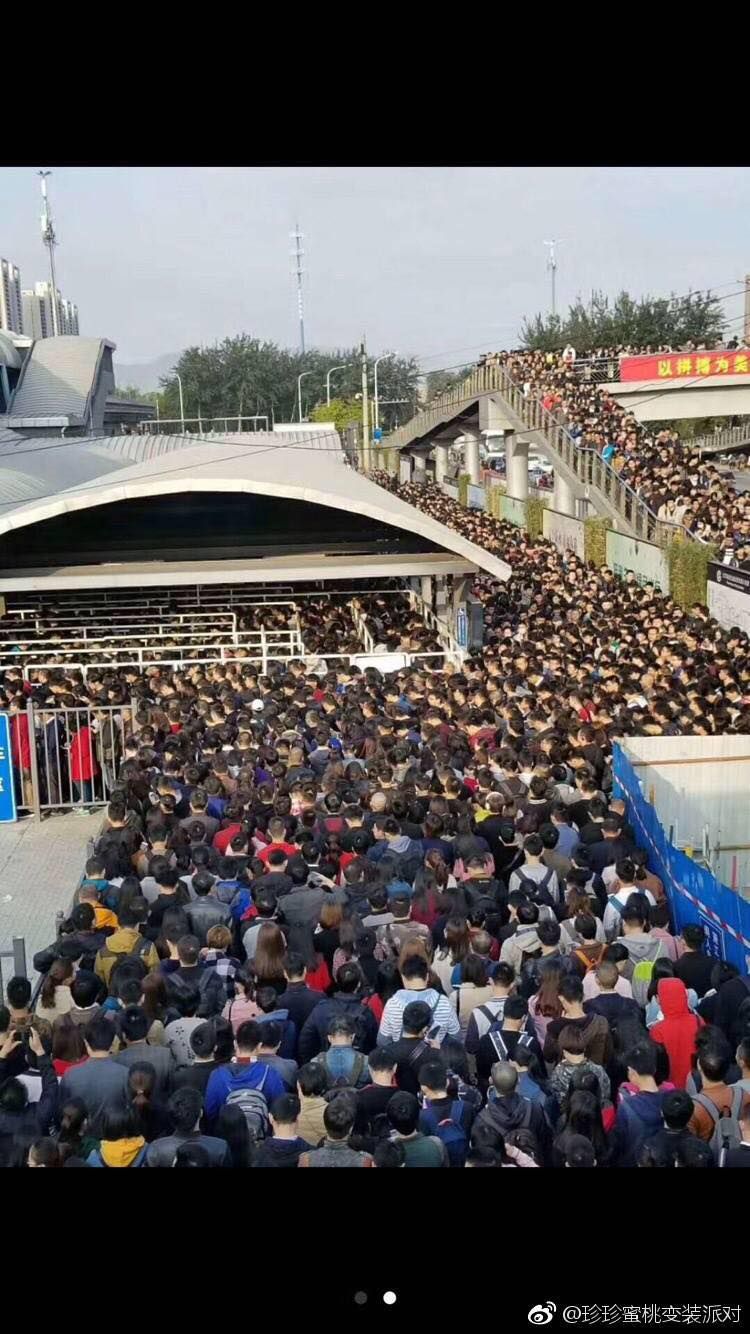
[552,472,576,516]
[433,443,451,485]
[413,452,427,484]
[421,576,434,610]
[506,434,529,501]
[463,431,481,485]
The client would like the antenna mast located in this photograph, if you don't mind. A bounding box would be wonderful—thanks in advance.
[290,222,305,353]
[543,239,561,318]
[39,170,60,336]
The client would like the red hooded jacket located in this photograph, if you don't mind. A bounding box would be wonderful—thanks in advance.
[650,978,703,1090]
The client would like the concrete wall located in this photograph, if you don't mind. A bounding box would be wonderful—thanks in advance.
[622,736,750,897]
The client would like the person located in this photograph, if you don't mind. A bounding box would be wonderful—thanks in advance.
[94,897,158,989]
[609,1040,667,1168]
[450,953,495,1038]
[464,962,518,1061]
[418,1059,475,1166]
[376,954,460,1045]
[644,1089,703,1166]
[473,1061,548,1162]
[508,833,559,908]
[0,1027,58,1167]
[86,1107,148,1168]
[147,1087,233,1167]
[650,978,703,1089]
[723,1103,750,1168]
[500,901,545,977]
[252,1094,314,1167]
[184,873,232,946]
[386,1089,447,1167]
[552,1089,609,1169]
[311,1015,370,1090]
[298,961,377,1063]
[276,950,324,1035]
[35,958,74,1025]
[354,1044,398,1136]
[296,1062,329,1146]
[253,1018,299,1091]
[65,972,104,1030]
[59,1014,130,1139]
[564,1136,597,1168]
[474,994,545,1089]
[673,924,716,999]
[27,1138,62,1168]
[298,1093,374,1167]
[543,974,612,1068]
[203,1019,286,1129]
[547,1026,611,1109]
[113,1005,175,1100]
[688,1044,750,1147]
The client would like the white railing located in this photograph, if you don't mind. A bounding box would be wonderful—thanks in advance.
[136,415,270,434]
[691,422,750,457]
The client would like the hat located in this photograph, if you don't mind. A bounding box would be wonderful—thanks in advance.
[250,699,265,713]
[385,879,413,900]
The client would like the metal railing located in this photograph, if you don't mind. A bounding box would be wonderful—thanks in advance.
[690,422,750,458]
[137,415,270,434]
[2,627,305,673]
[384,360,694,546]
[26,702,137,816]
[0,939,28,995]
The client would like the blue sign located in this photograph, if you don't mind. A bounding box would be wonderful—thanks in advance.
[697,912,725,962]
[455,607,468,649]
[0,713,18,823]
[373,427,383,443]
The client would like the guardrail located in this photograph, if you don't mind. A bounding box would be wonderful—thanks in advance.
[690,422,750,457]
[136,415,270,434]
[384,360,694,546]
[0,938,28,995]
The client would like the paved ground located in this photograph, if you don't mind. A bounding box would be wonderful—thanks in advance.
[0,812,102,981]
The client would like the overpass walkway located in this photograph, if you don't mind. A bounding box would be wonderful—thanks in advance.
[385,361,689,545]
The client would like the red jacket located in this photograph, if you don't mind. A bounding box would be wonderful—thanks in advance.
[70,726,99,781]
[9,713,31,769]
[651,978,703,1090]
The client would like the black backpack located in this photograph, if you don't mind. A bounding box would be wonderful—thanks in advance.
[517,867,555,904]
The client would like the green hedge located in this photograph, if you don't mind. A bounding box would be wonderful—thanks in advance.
[584,516,612,566]
[458,473,470,506]
[667,536,717,608]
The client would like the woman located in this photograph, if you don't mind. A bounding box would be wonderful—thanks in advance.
[528,961,564,1045]
[56,1097,98,1165]
[86,1108,148,1168]
[366,961,402,1026]
[36,958,74,1024]
[560,891,606,950]
[223,969,261,1034]
[645,960,698,1027]
[128,1063,171,1142]
[650,978,703,1089]
[252,922,288,995]
[468,1121,537,1169]
[551,1088,610,1168]
[215,1103,254,1168]
[141,972,178,1045]
[28,1138,62,1168]
[410,865,445,930]
[450,954,494,1039]
[314,901,343,975]
[51,1017,86,1077]
[432,917,472,994]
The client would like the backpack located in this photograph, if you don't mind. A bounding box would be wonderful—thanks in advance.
[573,946,605,975]
[694,1087,744,1165]
[420,1098,470,1167]
[607,894,625,922]
[518,867,554,902]
[487,1025,534,1064]
[324,1049,367,1088]
[225,1069,270,1143]
[631,956,660,1008]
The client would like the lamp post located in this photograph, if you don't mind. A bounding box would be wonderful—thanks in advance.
[373,351,396,436]
[326,363,349,406]
[175,372,185,433]
[297,370,314,422]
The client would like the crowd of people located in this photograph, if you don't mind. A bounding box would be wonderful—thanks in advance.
[474,345,750,563]
[1,506,749,1167]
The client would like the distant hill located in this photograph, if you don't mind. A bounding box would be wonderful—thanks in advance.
[114,352,182,393]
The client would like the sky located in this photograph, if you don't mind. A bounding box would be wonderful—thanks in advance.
[2,166,749,376]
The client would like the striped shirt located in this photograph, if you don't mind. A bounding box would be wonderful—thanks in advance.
[377,987,461,1045]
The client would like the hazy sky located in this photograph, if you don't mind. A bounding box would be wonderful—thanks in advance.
[2,166,749,370]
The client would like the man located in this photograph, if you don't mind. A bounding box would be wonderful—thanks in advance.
[567,775,600,833]
[386,1090,447,1167]
[688,1044,750,1144]
[147,1087,233,1167]
[610,1040,667,1168]
[499,901,543,977]
[518,919,575,999]
[204,1020,286,1128]
[252,1093,314,1167]
[276,950,323,1037]
[257,817,297,865]
[380,1001,438,1097]
[603,859,655,941]
[311,1015,370,1090]
[674,924,716,999]
[418,1059,475,1167]
[644,1089,704,1166]
[242,893,277,964]
[94,898,158,990]
[65,972,104,1029]
[543,974,612,1068]
[298,1093,374,1167]
[583,959,644,1036]
[179,787,220,843]
[298,961,377,1063]
[475,995,545,1089]
[464,962,519,1060]
[113,1005,174,1100]
[376,955,460,1046]
[618,903,666,1004]
[508,832,560,905]
[296,1062,329,1147]
[380,889,432,956]
[366,816,423,884]
[184,871,232,947]
[33,902,110,975]
[550,803,578,859]
[575,796,609,846]
[539,824,572,882]
[163,935,226,1018]
[251,849,293,899]
[587,818,634,879]
[354,1045,398,1136]
[474,1061,548,1160]
[0,1028,58,1167]
[173,1021,223,1096]
[59,1014,130,1138]
[461,856,505,914]
[254,1019,299,1091]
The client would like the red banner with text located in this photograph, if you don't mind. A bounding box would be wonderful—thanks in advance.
[619,350,750,382]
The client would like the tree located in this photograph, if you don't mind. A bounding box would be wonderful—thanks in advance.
[423,366,472,403]
[158,337,420,432]
[519,289,726,352]
[111,384,160,403]
[309,397,362,434]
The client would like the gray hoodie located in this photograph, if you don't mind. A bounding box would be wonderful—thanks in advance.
[500,924,542,977]
[621,931,665,1005]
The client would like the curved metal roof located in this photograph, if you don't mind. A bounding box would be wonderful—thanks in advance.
[0,430,512,581]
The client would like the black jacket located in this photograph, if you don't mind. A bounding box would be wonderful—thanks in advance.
[0,1056,58,1167]
[33,927,110,975]
[185,897,233,947]
[276,982,324,1036]
[475,1091,549,1160]
[298,991,378,1064]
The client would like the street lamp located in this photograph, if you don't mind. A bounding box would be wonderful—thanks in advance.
[373,351,396,436]
[326,363,349,406]
[297,370,315,422]
[175,372,185,433]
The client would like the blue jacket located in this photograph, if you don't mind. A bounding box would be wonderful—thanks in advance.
[611,1090,666,1168]
[204,1058,286,1126]
[298,992,378,1064]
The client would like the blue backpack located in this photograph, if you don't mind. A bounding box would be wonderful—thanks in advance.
[420,1099,470,1168]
